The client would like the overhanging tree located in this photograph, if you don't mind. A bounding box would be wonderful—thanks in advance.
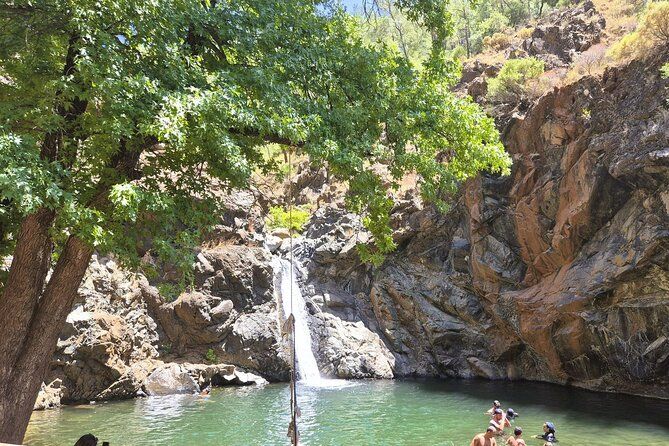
[0,0,510,441]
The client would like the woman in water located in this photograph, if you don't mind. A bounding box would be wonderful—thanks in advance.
[534,421,557,442]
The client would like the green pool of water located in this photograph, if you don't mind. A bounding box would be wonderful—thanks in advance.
[25,379,669,445]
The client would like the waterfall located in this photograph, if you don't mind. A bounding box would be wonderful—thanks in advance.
[272,257,322,384]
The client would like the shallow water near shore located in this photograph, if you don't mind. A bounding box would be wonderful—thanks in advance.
[25,379,669,446]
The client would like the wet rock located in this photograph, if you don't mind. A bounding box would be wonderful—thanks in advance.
[182,363,268,387]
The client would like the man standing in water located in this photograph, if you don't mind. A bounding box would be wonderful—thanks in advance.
[486,400,502,415]
[506,427,526,446]
[489,408,510,433]
[471,426,498,446]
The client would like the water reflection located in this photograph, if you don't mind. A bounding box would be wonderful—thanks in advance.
[136,394,196,421]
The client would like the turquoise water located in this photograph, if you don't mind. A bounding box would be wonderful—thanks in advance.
[26,379,669,445]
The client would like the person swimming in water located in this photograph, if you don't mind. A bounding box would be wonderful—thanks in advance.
[489,408,510,433]
[534,421,557,442]
[486,400,502,415]
[505,427,526,446]
[506,408,519,421]
[471,426,498,446]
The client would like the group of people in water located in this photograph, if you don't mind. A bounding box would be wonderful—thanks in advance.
[470,400,558,446]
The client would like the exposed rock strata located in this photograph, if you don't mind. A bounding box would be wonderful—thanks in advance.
[362,50,669,397]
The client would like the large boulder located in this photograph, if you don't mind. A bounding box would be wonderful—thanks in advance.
[522,1,606,66]
[144,363,199,396]
[312,314,394,379]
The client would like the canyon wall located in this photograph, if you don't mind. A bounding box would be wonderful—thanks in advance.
[364,49,669,397]
[33,3,669,405]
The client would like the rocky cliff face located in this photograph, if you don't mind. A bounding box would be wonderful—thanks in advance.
[366,49,669,397]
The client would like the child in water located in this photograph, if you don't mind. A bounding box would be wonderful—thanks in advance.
[505,427,526,446]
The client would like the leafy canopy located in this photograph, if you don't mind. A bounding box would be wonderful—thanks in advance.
[0,0,510,270]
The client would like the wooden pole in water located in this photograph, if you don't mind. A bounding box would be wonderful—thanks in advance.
[288,150,299,446]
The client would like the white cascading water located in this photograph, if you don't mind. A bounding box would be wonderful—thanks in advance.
[273,257,323,384]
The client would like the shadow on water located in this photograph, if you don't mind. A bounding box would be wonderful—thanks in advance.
[413,377,669,429]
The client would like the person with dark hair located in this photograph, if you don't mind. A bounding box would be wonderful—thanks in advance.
[506,427,526,446]
[74,434,98,446]
[486,400,502,415]
[506,408,519,421]
[534,421,557,442]
[471,426,498,446]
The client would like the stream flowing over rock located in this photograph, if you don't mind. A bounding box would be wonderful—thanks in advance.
[33,15,668,406]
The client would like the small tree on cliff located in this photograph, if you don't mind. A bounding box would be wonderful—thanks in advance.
[0,0,510,441]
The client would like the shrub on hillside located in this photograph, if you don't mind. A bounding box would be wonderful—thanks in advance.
[483,32,511,51]
[487,57,545,102]
[607,32,641,60]
[564,44,608,84]
[480,12,510,38]
[205,348,218,364]
[609,1,669,60]
[640,1,669,43]
[662,63,669,79]
[518,27,534,39]
[265,205,311,233]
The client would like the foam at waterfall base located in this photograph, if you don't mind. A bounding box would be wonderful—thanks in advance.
[298,378,357,389]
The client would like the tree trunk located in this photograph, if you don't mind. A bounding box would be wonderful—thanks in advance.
[0,209,55,380]
[0,135,145,442]
[0,236,93,443]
